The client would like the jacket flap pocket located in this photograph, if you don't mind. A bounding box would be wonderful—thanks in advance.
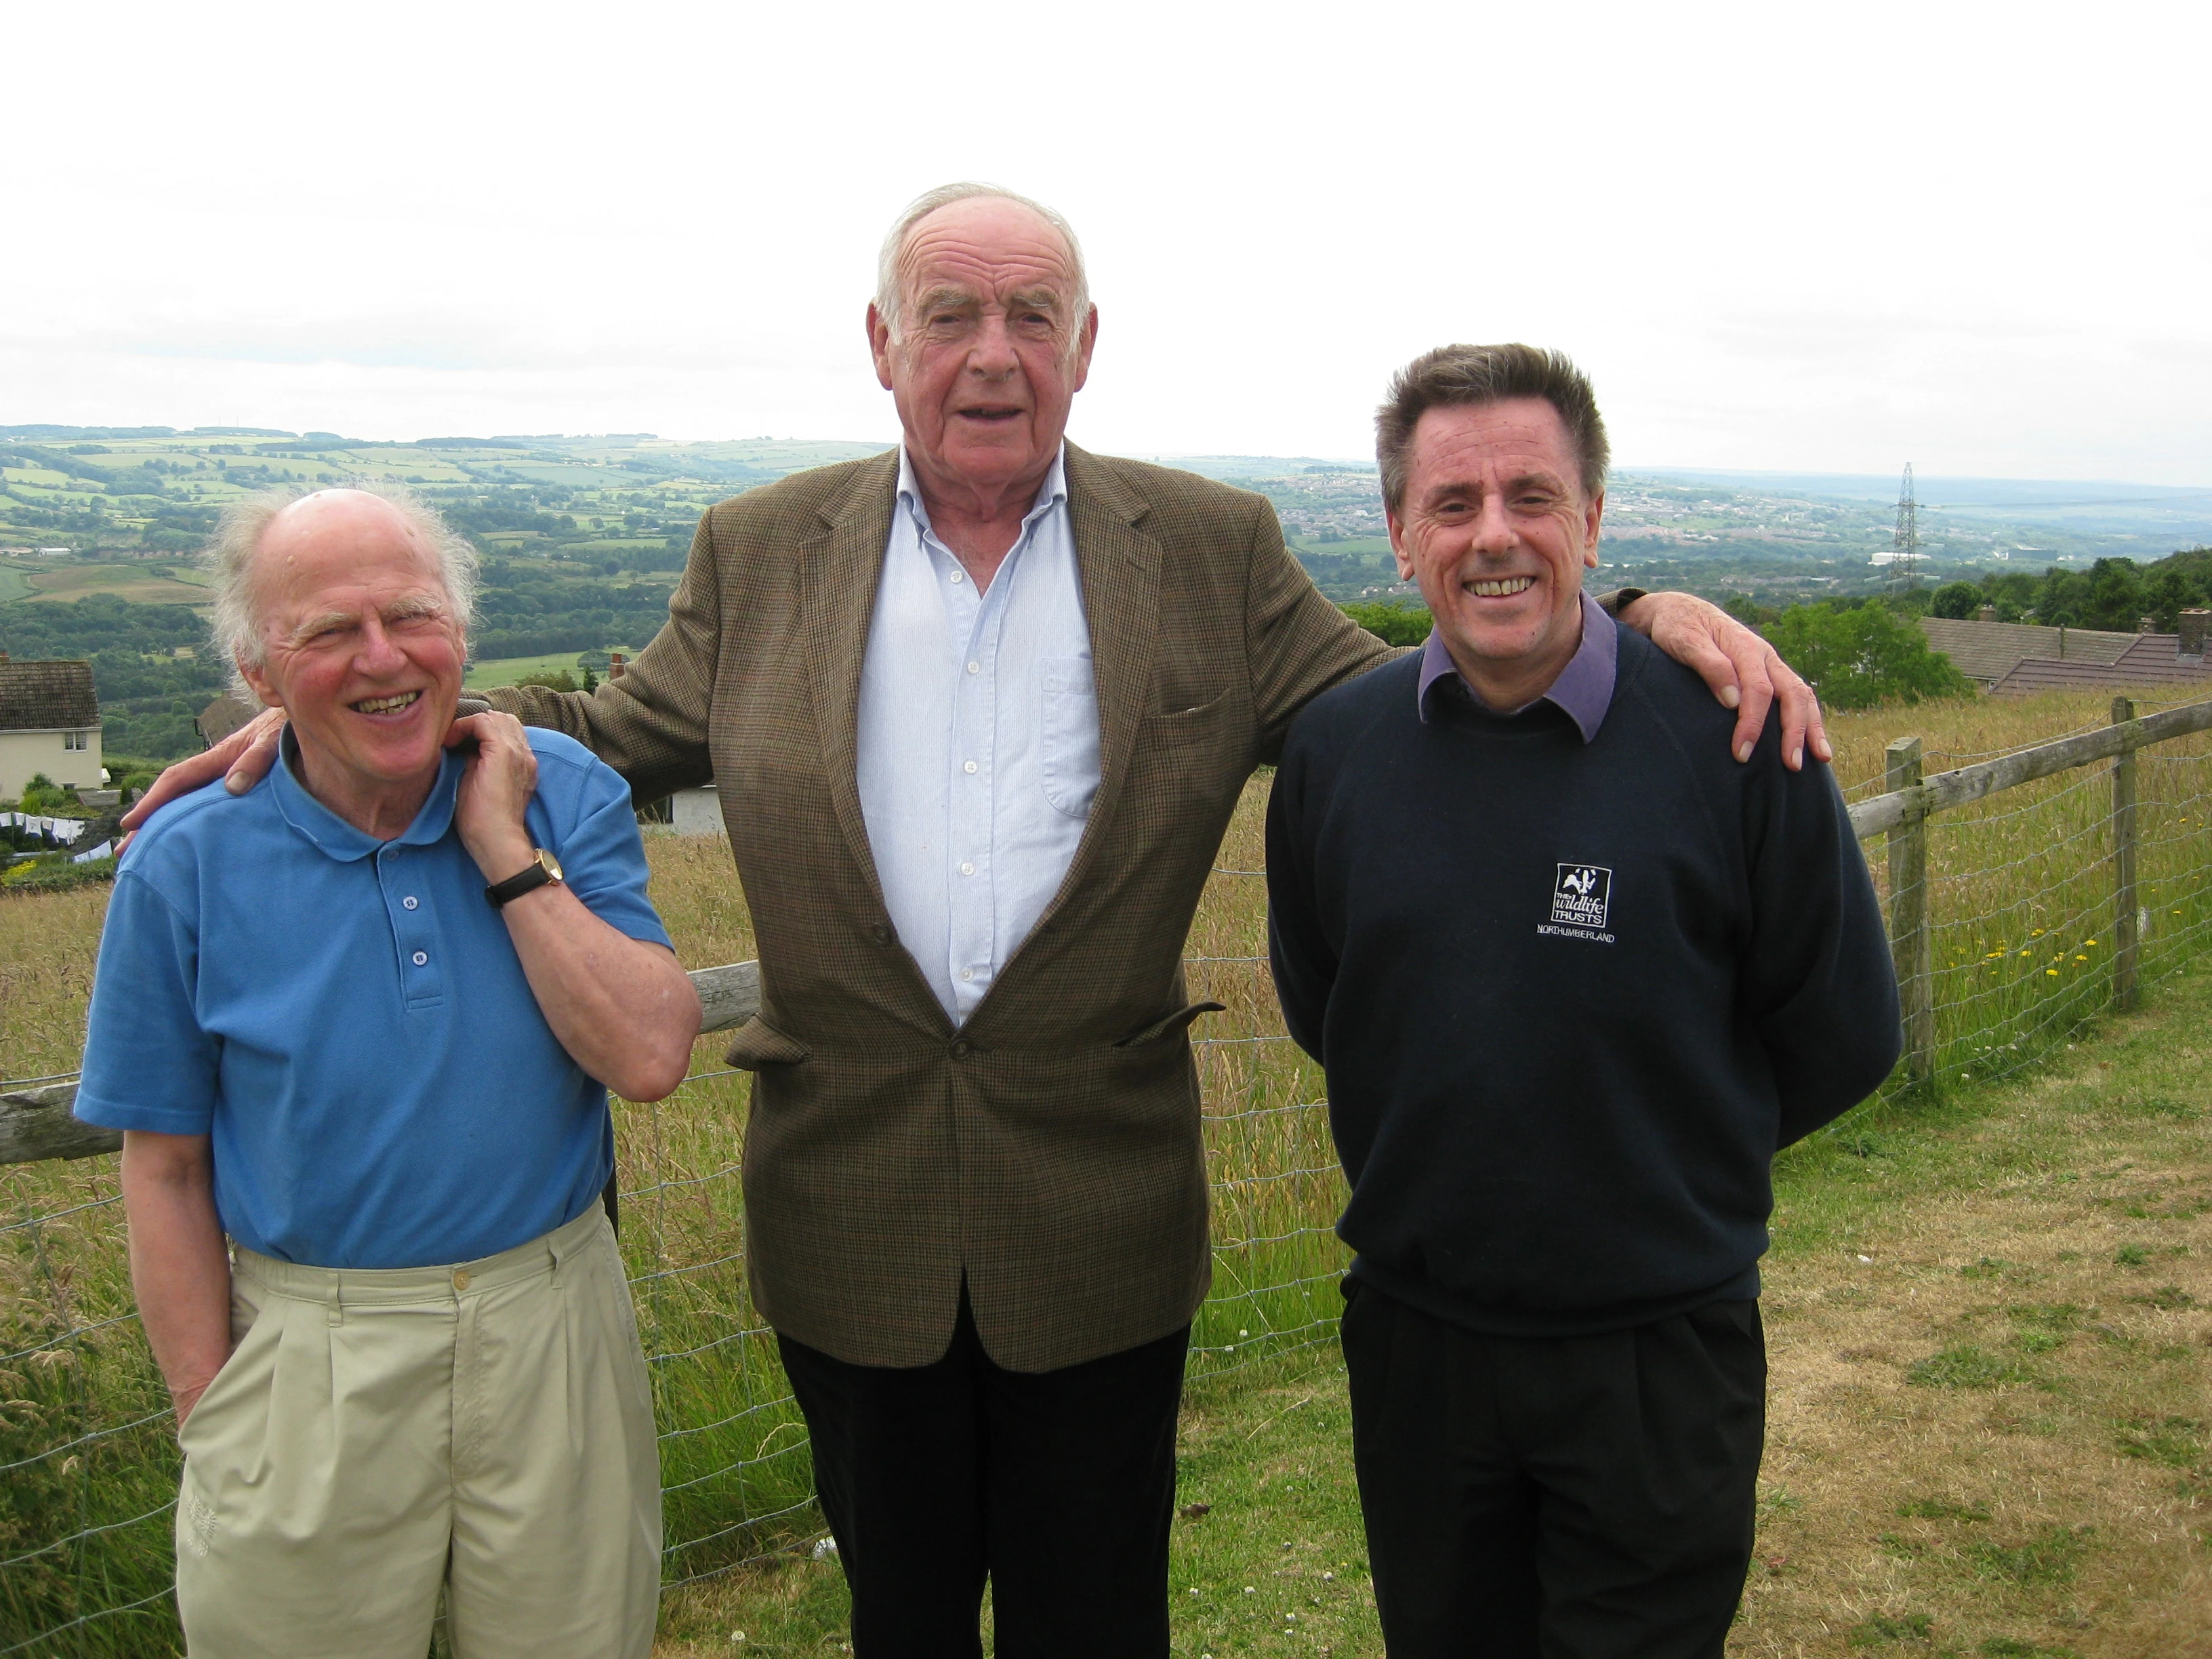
[1113,1001,1228,1048]
[723,1015,812,1071]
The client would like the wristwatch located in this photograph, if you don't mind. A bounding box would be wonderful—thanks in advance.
[486,848,564,908]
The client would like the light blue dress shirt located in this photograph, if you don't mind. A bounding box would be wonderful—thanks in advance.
[855,445,1100,1023]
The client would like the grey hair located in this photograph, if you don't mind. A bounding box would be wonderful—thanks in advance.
[1375,344,1610,514]
[873,181,1090,348]
[205,483,479,691]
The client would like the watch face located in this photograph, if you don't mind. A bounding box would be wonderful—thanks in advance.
[540,849,564,882]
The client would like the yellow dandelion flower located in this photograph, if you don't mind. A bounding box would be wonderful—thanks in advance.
[2046,968,2060,977]
[2084,939,2097,945]
[2074,954,2089,962]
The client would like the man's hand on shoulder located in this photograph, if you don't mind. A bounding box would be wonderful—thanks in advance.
[117,707,288,851]
[1618,591,1830,771]
[451,712,541,883]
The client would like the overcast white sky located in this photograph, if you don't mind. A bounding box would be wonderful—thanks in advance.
[4,1,2207,483]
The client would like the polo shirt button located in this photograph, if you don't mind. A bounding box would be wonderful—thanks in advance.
[950,1040,971,1059]
[403,896,419,910]
[452,1268,471,1291]
[412,951,428,966]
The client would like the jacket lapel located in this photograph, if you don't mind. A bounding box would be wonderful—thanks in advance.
[1027,443,1162,938]
[800,450,901,920]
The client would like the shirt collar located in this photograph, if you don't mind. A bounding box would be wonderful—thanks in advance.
[270,727,466,861]
[895,443,1069,538]
[1416,589,1618,743]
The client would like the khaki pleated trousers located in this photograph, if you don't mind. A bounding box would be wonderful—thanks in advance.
[173,1205,661,1659]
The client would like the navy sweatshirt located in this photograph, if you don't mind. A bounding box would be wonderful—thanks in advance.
[1266,625,1900,1337]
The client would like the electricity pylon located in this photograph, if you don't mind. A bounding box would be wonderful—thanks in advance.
[1889,464,1923,590]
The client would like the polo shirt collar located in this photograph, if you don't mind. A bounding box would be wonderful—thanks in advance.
[1416,589,1618,743]
[270,729,464,861]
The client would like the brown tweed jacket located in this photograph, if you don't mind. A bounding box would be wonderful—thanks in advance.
[494,444,1393,1370]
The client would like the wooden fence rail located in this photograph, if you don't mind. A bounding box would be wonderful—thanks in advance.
[1845,693,2212,1082]
[0,961,761,1166]
[11,692,2212,1162]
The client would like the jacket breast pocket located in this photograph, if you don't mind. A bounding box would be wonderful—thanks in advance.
[1039,655,1101,819]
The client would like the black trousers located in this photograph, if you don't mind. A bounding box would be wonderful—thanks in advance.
[776,1290,1189,1659]
[1339,1281,1765,1659]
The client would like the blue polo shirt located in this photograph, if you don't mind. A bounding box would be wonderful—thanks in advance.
[74,729,674,1269]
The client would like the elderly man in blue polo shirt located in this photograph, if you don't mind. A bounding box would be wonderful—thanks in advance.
[74,487,701,1659]
[1267,345,1899,1659]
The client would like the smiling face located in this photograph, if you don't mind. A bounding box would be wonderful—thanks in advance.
[1388,398,1603,708]
[867,195,1097,505]
[236,491,465,827]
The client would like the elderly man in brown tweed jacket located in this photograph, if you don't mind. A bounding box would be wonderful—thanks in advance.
[143,182,1824,1658]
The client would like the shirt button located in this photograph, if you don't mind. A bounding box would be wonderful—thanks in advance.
[959,861,975,876]
[963,760,978,775]
[960,967,975,981]
[412,951,428,966]
[966,661,980,675]
[403,896,419,910]
[452,1268,471,1291]
[949,571,964,585]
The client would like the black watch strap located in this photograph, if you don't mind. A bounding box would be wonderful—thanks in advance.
[486,848,562,908]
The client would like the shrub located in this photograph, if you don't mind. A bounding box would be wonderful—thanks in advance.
[1338,602,1431,648]
[1767,601,1975,710]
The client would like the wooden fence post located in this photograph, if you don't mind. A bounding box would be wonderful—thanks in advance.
[2112,696,2140,1012]
[1886,736,1936,1083]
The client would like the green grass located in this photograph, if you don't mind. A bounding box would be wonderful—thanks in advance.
[6,691,2212,1656]
[464,648,642,690]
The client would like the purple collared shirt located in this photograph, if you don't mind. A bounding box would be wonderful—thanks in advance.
[1416,589,1618,742]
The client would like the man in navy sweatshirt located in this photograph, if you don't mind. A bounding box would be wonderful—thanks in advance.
[1266,344,1900,1659]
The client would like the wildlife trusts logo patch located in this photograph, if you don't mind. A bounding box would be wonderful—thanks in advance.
[1551,863,1611,926]
[1538,863,1615,943]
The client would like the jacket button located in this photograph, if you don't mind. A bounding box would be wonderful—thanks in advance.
[869,922,893,946]
[950,1040,971,1059]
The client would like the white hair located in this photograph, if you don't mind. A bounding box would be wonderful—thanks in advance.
[874,181,1091,348]
[205,483,478,692]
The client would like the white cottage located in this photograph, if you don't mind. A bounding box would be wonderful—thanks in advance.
[0,657,102,800]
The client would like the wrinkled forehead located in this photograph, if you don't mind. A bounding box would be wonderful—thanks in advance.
[1410,401,1585,497]
[897,200,1079,304]
[254,501,449,612]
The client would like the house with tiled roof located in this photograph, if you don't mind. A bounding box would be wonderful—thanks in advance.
[1917,615,2139,691]
[1918,612,2212,701]
[0,657,102,800]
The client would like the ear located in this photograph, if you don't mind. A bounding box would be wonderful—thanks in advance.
[866,302,897,392]
[236,651,283,711]
[1582,489,1604,569]
[1387,510,1415,582]
[1069,304,1099,393]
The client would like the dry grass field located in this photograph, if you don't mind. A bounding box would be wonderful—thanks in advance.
[5,684,2211,1655]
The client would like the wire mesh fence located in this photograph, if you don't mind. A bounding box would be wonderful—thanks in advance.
[9,697,2212,1651]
